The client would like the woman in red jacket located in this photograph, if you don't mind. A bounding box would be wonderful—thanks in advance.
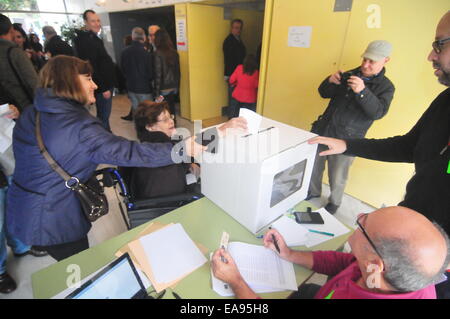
[229,54,259,118]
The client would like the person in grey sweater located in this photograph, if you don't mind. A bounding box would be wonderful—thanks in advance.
[0,14,37,112]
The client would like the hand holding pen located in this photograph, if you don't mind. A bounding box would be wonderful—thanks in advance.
[263,228,291,260]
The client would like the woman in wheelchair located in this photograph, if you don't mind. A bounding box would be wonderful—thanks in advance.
[132,100,247,200]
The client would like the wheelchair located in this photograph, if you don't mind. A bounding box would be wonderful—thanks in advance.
[97,167,203,229]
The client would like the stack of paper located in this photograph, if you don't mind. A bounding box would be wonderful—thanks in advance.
[271,215,309,247]
[304,208,351,247]
[212,242,297,296]
[116,222,208,293]
[140,223,207,284]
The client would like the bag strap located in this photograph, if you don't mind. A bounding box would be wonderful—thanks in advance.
[7,46,34,104]
[35,111,75,185]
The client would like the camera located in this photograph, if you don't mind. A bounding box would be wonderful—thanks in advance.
[340,71,353,84]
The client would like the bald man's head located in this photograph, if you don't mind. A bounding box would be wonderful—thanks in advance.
[148,25,160,44]
[428,11,450,86]
[352,207,450,292]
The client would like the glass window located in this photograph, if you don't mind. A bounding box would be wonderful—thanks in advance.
[270,159,307,208]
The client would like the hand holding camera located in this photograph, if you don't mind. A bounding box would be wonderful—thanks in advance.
[346,75,365,94]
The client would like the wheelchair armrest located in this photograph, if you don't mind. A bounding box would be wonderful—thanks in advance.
[131,192,203,210]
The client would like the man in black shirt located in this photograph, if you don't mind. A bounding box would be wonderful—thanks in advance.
[223,19,246,117]
[74,10,115,131]
[309,11,450,299]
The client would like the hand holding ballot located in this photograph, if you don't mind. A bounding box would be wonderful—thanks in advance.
[211,249,243,287]
[217,116,248,137]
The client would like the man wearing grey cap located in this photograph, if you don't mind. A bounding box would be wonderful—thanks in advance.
[309,11,450,298]
[308,40,395,215]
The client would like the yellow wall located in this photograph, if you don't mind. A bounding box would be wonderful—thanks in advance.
[178,3,264,120]
[260,0,448,207]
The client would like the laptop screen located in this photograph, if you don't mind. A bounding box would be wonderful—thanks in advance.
[66,254,145,299]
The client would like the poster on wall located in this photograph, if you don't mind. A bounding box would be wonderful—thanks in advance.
[288,26,312,48]
[176,18,188,51]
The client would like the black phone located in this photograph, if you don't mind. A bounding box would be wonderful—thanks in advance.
[294,207,325,225]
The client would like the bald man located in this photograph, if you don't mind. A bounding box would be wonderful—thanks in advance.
[148,25,160,53]
[308,11,450,298]
[212,206,450,299]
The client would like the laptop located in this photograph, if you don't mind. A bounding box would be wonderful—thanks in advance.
[65,253,150,299]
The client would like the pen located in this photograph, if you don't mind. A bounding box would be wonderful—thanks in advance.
[220,245,228,263]
[272,234,281,254]
[308,229,335,237]
[268,227,281,254]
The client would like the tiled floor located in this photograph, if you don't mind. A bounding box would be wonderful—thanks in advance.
[1,94,376,299]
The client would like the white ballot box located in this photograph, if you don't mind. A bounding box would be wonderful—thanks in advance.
[201,116,317,234]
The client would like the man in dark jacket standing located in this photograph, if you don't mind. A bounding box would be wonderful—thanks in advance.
[120,27,153,121]
[42,25,74,57]
[309,11,450,298]
[308,40,395,215]
[223,19,246,114]
[0,14,37,112]
[74,10,115,131]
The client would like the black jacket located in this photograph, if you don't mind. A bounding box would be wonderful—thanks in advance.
[130,127,220,199]
[345,88,450,234]
[223,34,246,77]
[130,131,189,199]
[154,50,180,96]
[73,30,115,93]
[45,35,74,57]
[120,41,153,94]
[313,67,395,139]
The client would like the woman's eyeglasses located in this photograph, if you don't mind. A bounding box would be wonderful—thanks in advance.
[157,114,175,123]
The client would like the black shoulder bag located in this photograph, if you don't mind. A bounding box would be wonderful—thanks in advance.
[35,111,109,222]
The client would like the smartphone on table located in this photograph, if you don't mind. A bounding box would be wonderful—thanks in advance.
[294,207,325,225]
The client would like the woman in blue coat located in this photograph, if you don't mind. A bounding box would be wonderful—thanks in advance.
[6,56,204,261]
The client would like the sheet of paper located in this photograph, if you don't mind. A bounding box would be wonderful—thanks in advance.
[288,26,312,48]
[212,242,297,296]
[239,108,262,135]
[271,215,309,247]
[304,208,351,247]
[185,173,197,185]
[119,222,208,293]
[0,106,15,153]
[0,103,10,116]
[140,223,207,284]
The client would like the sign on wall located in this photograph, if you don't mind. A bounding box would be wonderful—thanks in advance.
[176,18,188,51]
[287,26,312,48]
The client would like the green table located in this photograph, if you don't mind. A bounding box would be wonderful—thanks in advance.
[32,198,353,299]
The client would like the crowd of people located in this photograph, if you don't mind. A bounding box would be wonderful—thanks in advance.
[0,7,448,300]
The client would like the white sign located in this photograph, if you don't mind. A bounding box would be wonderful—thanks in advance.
[288,26,312,48]
[176,18,188,51]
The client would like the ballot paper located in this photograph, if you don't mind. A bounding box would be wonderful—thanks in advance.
[212,242,297,296]
[271,215,310,247]
[140,223,207,284]
[239,108,262,135]
[0,104,15,153]
[304,208,351,247]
